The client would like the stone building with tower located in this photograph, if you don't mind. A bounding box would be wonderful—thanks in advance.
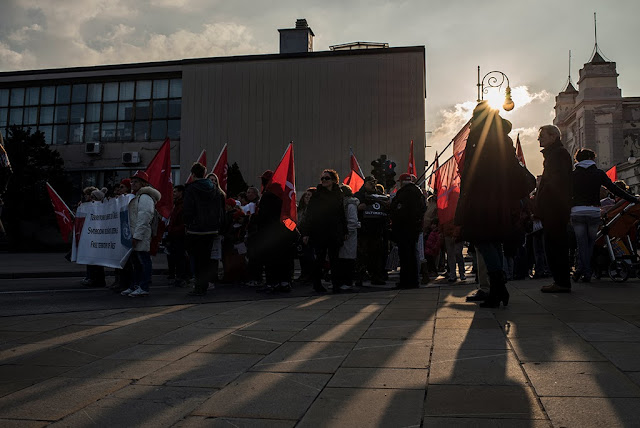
[553,47,640,192]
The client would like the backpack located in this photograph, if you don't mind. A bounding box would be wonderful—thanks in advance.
[150,208,162,237]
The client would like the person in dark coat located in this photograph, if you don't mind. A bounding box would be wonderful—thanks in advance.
[534,125,573,293]
[301,169,347,293]
[570,148,638,282]
[183,162,225,296]
[166,184,188,287]
[456,101,534,307]
[390,173,426,289]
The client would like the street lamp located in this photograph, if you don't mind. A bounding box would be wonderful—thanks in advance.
[477,66,515,111]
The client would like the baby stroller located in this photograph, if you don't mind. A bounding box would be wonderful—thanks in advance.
[593,201,640,282]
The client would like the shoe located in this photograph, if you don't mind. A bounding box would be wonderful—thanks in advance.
[129,288,149,297]
[120,287,136,296]
[540,283,571,293]
[479,291,509,308]
[447,277,457,283]
[313,283,328,292]
[479,272,509,308]
[572,271,582,282]
[340,285,354,291]
[207,282,216,290]
[81,277,92,286]
[187,290,206,296]
[466,289,489,302]
[460,275,467,281]
[245,280,261,287]
[276,282,292,292]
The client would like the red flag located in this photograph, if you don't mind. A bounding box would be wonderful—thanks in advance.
[343,150,365,193]
[436,157,460,224]
[145,137,173,219]
[606,165,617,182]
[408,140,416,175]
[212,144,228,193]
[185,149,207,184]
[452,120,472,174]
[515,134,526,167]
[46,182,74,243]
[427,151,440,191]
[272,142,297,222]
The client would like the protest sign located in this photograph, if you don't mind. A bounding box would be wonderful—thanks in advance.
[72,194,134,268]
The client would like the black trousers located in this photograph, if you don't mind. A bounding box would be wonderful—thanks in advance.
[186,234,215,293]
[313,242,340,288]
[357,232,385,282]
[397,234,419,288]
[543,221,571,288]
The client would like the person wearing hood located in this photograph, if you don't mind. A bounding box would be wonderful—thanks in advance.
[183,162,225,296]
[571,148,638,282]
[534,125,573,293]
[121,171,162,297]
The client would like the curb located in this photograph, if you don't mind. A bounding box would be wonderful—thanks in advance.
[1,268,167,280]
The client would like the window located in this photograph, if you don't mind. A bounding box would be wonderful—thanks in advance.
[70,104,85,123]
[53,125,68,145]
[103,82,118,102]
[72,84,87,103]
[101,122,116,142]
[151,120,166,140]
[69,124,84,143]
[153,80,169,99]
[168,99,181,117]
[10,88,25,106]
[169,79,182,98]
[38,125,53,144]
[119,82,134,100]
[0,108,8,127]
[135,101,150,120]
[86,103,101,122]
[168,119,180,140]
[56,85,71,104]
[118,102,133,121]
[54,105,69,123]
[40,106,54,124]
[134,121,149,141]
[0,89,9,107]
[41,86,55,104]
[24,107,38,125]
[136,81,151,99]
[26,87,40,105]
[87,83,102,102]
[85,123,100,142]
[102,103,117,122]
[153,100,167,119]
[9,108,23,125]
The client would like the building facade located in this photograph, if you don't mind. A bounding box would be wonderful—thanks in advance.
[553,50,640,192]
[0,20,426,200]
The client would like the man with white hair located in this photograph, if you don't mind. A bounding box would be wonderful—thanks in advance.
[390,173,426,289]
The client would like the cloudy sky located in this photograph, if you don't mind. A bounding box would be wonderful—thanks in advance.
[2,0,639,175]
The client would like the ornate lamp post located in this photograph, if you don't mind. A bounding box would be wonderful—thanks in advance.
[477,66,515,111]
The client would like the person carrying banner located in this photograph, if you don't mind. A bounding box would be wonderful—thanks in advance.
[183,162,225,296]
[390,173,426,289]
[121,170,161,297]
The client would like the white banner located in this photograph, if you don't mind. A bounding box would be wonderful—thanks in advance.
[72,194,135,268]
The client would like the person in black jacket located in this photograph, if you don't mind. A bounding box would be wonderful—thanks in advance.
[301,169,347,293]
[535,125,573,293]
[183,162,225,296]
[390,173,426,289]
[571,148,638,282]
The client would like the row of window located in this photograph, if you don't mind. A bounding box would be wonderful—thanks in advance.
[2,119,180,145]
[0,79,181,107]
[0,100,181,126]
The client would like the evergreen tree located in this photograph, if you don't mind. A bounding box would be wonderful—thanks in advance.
[2,126,70,250]
[226,162,248,197]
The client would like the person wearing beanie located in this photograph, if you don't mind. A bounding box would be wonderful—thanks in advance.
[80,186,106,288]
[115,179,132,196]
[90,187,108,202]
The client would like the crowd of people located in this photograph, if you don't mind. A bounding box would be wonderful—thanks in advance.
[76,101,640,305]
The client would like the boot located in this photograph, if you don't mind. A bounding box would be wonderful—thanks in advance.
[479,271,509,308]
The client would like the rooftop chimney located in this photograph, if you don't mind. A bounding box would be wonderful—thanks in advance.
[278,19,314,54]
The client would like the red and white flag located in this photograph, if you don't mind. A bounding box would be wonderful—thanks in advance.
[343,149,365,193]
[452,120,472,174]
[515,134,526,167]
[211,144,228,193]
[407,140,416,175]
[272,142,297,222]
[606,165,617,182]
[436,157,461,225]
[185,149,207,184]
[145,137,173,219]
[46,182,74,243]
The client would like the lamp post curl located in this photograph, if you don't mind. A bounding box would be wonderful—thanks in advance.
[476,66,515,111]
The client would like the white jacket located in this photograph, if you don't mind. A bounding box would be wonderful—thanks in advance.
[128,186,161,252]
[339,196,360,259]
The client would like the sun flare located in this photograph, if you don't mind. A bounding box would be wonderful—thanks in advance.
[485,89,507,111]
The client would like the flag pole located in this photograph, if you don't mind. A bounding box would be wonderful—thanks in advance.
[212,143,227,171]
[349,147,365,179]
[46,182,75,219]
[417,153,456,187]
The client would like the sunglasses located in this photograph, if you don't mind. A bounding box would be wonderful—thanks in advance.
[320,176,332,181]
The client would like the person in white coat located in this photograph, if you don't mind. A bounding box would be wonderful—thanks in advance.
[121,170,161,297]
[336,184,360,291]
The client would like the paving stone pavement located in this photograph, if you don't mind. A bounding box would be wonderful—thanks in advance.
[1,276,640,427]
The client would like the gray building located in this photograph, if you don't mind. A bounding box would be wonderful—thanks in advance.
[0,20,426,197]
[554,47,640,192]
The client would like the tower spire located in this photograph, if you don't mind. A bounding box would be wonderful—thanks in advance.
[562,50,577,93]
[589,12,610,63]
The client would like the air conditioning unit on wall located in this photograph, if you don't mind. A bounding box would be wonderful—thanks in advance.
[122,151,141,164]
[85,142,101,154]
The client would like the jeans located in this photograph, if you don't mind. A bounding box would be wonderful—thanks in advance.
[445,237,465,279]
[131,251,152,292]
[571,212,601,278]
